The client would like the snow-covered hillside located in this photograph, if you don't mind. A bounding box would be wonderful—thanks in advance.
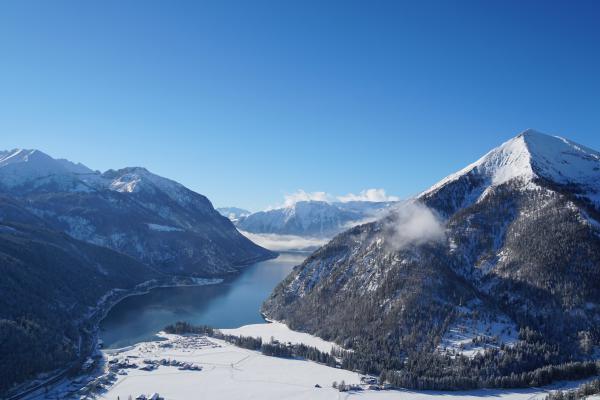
[263,129,600,389]
[0,148,92,174]
[0,148,95,191]
[0,148,274,275]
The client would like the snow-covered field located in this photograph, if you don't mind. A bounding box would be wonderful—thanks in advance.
[94,323,577,400]
[221,321,339,353]
[99,333,359,400]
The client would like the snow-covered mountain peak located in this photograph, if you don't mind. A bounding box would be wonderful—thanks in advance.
[521,129,600,185]
[0,148,94,188]
[0,149,213,211]
[102,166,212,211]
[104,167,177,192]
[0,148,92,173]
[108,171,143,193]
[0,148,38,166]
[422,130,600,199]
[104,167,152,193]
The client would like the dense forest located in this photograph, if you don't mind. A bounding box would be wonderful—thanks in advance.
[0,221,154,394]
[328,326,600,390]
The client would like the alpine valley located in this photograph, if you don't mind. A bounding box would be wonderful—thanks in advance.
[4,129,600,398]
[263,130,600,390]
[0,149,274,394]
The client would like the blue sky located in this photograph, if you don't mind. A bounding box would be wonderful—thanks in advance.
[1,1,599,211]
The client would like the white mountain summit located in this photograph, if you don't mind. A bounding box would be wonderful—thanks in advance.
[424,129,600,195]
[420,129,600,217]
[0,148,94,189]
[0,149,213,211]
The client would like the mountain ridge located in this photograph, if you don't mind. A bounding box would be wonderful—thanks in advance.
[0,148,275,274]
[236,200,396,238]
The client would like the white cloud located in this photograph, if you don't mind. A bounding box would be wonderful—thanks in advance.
[281,190,333,208]
[337,188,399,203]
[238,230,330,252]
[384,201,445,251]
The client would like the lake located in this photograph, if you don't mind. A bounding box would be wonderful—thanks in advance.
[99,252,306,349]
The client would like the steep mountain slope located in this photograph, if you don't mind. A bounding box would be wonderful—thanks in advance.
[0,215,156,394]
[0,149,274,275]
[236,200,394,237]
[263,130,600,385]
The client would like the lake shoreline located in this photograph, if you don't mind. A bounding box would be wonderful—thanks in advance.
[99,252,307,349]
[7,252,281,400]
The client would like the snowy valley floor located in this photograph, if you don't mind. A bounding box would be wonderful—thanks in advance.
[95,322,585,400]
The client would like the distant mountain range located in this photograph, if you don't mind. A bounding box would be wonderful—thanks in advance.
[232,200,396,238]
[0,149,274,394]
[263,130,600,389]
[217,207,251,222]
